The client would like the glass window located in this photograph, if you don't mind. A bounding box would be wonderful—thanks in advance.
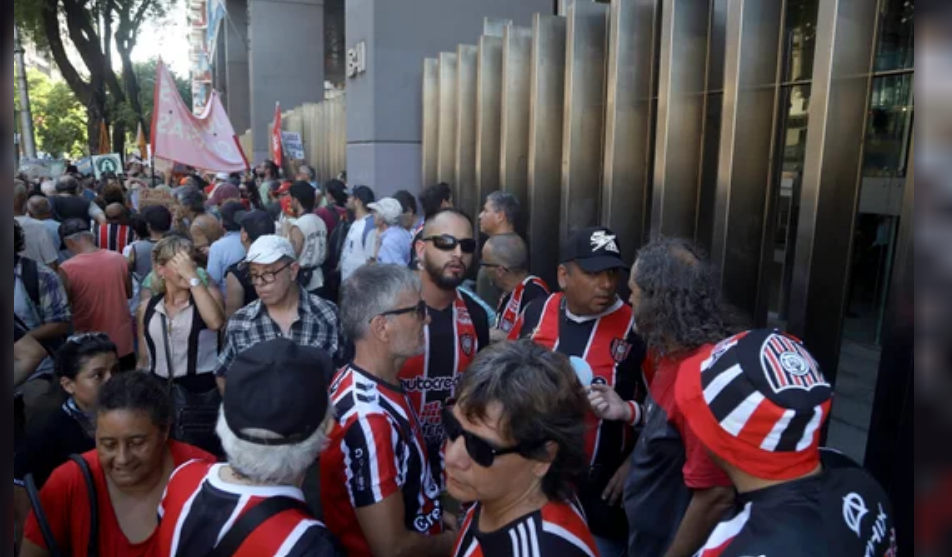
[765,85,811,330]
[783,0,820,83]
[829,74,913,463]
[874,0,915,72]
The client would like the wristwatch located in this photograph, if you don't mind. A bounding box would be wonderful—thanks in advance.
[188,277,202,289]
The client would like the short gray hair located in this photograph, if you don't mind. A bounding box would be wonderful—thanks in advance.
[486,233,529,272]
[217,406,332,486]
[487,191,521,227]
[300,165,317,182]
[341,265,422,342]
[176,186,206,213]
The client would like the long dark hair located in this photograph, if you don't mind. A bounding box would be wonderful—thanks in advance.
[633,238,746,356]
[55,333,118,380]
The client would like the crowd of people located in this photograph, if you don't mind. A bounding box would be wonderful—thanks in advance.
[12,160,900,557]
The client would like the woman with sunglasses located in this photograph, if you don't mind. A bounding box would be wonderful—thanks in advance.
[14,333,119,551]
[445,340,600,557]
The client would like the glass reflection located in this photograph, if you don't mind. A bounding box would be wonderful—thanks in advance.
[875,0,915,72]
[783,0,820,83]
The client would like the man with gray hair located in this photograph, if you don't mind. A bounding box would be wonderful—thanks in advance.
[369,198,413,266]
[321,265,455,557]
[476,191,521,306]
[14,181,59,268]
[156,339,343,556]
[481,233,551,341]
[50,175,107,225]
[27,196,68,263]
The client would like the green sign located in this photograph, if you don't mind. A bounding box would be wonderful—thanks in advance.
[92,154,124,179]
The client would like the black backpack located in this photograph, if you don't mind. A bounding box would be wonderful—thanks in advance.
[323,210,353,299]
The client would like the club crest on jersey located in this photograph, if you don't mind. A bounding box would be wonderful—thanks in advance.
[590,231,620,254]
[761,334,828,394]
[457,307,473,326]
[610,338,632,364]
[461,334,475,357]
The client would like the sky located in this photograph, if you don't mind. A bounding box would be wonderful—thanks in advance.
[130,1,191,78]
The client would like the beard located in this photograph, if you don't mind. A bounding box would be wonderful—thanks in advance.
[424,258,468,291]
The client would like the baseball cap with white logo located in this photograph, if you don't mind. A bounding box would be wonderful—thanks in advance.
[560,227,630,273]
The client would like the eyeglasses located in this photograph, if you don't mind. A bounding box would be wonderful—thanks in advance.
[479,262,508,273]
[67,332,110,345]
[373,301,429,323]
[423,235,478,255]
[249,262,294,286]
[442,401,540,468]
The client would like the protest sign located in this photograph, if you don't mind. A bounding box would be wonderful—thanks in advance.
[281,132,306,161]
[93,154,124,178]
[138,188,177,210]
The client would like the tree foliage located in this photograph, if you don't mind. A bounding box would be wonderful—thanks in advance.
[113,59,192,135]
[15,69,88,158]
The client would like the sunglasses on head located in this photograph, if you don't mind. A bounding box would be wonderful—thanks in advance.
[442,401,541,468]
[423,235,478,255]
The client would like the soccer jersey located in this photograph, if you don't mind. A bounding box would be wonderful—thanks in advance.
[398,289,490,479]
[96,223,136,254]
[321,364,444,557]
[695,451,897,557]
[495,276,550,333]
[511,294,646,540]
[157,461,341,557]
[452,499,599,557]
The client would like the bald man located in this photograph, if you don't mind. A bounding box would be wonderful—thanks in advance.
[27,197,67,264]
[481,233,550,342]
[95,203,136,254]
[14,184,59,268]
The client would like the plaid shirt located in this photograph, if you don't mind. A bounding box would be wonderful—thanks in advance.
[216,287,344,377]
[14,257,72,327]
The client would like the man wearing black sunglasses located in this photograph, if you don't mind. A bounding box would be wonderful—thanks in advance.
[400,209,491,484]
[509,227,648,557]
[322,265,456,557]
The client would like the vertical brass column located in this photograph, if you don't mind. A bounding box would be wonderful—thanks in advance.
[561,0,610,240]
[528,14,568,286]
[711,0,783,319]
[650,0,712,240]
[500,25,534,217]
[602,0,660,262]
[476,36,504,210]
[438,53,459,187]
[422,58,440,187]
[455,45,480,220]
[787,0,880,377]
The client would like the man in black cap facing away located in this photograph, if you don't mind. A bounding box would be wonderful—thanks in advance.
[509,227,647,557]
[156,339,343,556]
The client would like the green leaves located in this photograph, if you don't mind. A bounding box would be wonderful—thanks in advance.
[15,69,88,158]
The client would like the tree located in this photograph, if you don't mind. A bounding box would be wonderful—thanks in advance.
[114,59,192,137]
[14,0,175,155]
[14,69,88,158]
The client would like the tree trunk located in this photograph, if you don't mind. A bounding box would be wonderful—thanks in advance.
[112,120,127,160]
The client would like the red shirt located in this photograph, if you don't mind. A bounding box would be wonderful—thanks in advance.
[61,250,135,357]
[24,441,214,557]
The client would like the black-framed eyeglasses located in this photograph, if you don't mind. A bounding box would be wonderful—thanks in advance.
[442,401,541,468]
[373,301,428,323]
[249,262,294,286]
[423,235,478,255]
[479,262,508,273]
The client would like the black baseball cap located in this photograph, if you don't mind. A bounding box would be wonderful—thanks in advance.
[345,185,375,207]
[223,339,333,446]
[236,210,276,243]
[58,218,92,241]
[220,201,245,232]
[560,227,630,273]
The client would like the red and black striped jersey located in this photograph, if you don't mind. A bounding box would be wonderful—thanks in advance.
[452,499,599,557]
[156,461,341,557]
[695,451,897,557]
[96,223,136,254]
[321,364,444,557]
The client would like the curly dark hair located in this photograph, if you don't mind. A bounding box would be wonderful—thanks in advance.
[632,238,745,356]
[97,371,173,430]
[456,340,588,503]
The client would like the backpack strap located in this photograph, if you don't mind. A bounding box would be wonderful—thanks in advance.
[68,455,100,557]
[207,497,312,557]
[20,256,41,311]
[24,474,65,557]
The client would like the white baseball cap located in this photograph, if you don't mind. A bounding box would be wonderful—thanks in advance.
[368,198,403,226]
[246,236,297,265]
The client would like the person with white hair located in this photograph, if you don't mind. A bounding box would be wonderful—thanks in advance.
[369,197,413,266]
[156,338,342,556]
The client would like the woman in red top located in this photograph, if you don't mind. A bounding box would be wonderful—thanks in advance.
[21,372,214,557]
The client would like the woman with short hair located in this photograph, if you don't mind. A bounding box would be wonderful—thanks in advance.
[20,372,214,557]
[445,340,600,557]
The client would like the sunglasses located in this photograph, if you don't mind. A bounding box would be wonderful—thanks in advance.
[442,401,539,468]
[67,332,111,345]
[423,235,478,255]
[374,300,429,323]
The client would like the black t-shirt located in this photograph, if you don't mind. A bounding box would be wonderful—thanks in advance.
[225,262,258,307]
[696,450,897,557]
[515,297,647,540]
[51,195,93,224]
[14,403,96,488]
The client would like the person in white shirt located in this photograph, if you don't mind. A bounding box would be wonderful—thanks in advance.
[340,185,377,282]
[287,182,329,295]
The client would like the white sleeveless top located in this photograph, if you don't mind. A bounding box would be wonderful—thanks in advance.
[292,214,328,291]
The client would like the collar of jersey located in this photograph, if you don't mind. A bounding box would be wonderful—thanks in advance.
[564,297,624,324]
[206,463,308,501]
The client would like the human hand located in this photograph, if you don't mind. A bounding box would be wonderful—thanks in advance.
[168,252,200,283]
[602,459,632,507]
[588,384,633,423]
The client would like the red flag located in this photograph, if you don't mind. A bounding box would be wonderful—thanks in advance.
[150,60,249,172]
[271,102,283,167]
